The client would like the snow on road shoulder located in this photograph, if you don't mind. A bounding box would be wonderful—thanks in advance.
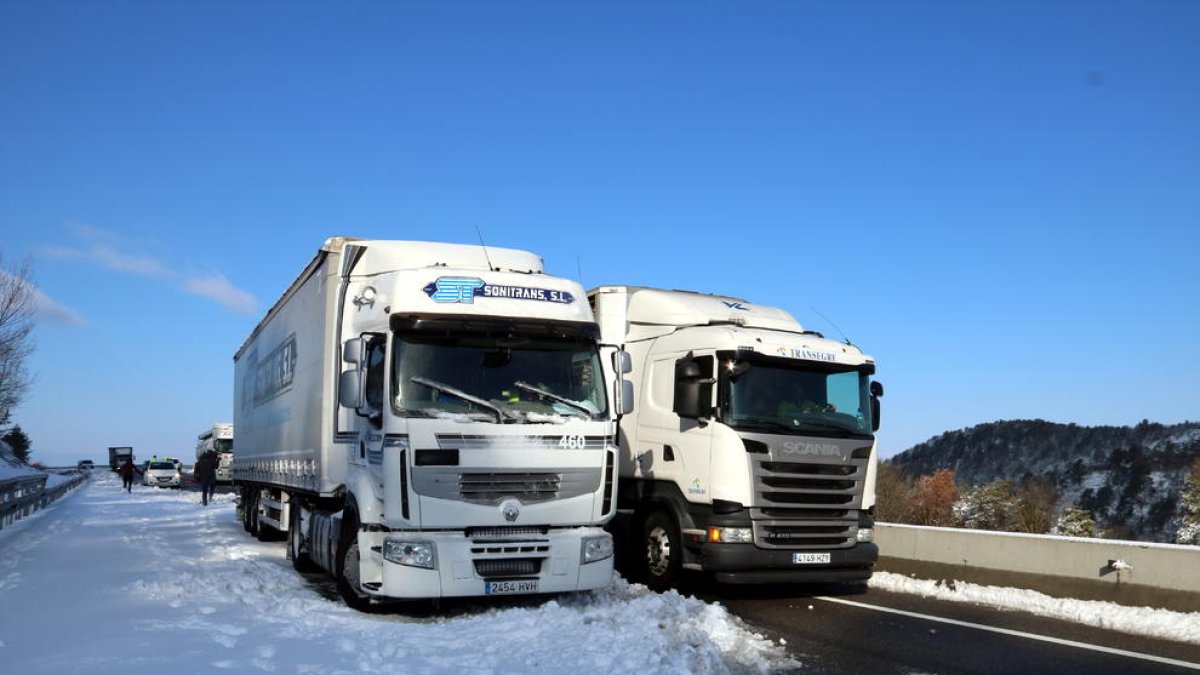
[1,472,795,674]
[870,571,1200,645]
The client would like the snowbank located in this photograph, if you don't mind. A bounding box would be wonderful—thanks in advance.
[870,571,1200,645]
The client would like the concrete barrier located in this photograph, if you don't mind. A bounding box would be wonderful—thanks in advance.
[875,522,1200,613]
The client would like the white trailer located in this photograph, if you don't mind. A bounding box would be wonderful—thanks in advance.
[589,286,881,589]
[196,423,234,483]
[107,446,133,471]
[234,238,624,608]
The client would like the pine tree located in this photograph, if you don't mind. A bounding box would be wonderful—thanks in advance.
[1176,459,1200,545]
[1,425,31,463]
[1053,506,1098,538]
[956,479,1016,531]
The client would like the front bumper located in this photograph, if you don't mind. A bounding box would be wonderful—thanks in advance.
[358,527,614,600]
[700,541,878,584]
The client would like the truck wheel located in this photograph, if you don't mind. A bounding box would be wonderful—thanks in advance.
[241,488,254,533]
[336,514,372,611]
[288,502,316,572]
[642,510,682,593]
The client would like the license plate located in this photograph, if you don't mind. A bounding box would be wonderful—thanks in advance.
[485,579,540,595]
[792,552,831,565]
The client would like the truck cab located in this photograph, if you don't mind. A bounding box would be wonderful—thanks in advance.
[590,286,881,589]
[234,239,627,607]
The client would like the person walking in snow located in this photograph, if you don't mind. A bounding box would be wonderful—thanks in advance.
[118,457,142,492]
[194,450,218,505]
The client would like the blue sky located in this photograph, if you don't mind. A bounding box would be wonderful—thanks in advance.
[2,2,1197,466]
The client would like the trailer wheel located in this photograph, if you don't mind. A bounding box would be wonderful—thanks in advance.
[642,510,682,593]
[287,501,316,572]
[239,488,250,532]
[336,513,372,611]
[242,488,256,533]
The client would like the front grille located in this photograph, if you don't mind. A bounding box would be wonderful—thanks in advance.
[751,454,866,550]
[412,467,601,504]
[761,492,854,505]
[752,520,858,549]
[761,476,856,490]
[467,526,549,542]
[761,462,856,476]
[474,558,542,578]
[460,473,560,503]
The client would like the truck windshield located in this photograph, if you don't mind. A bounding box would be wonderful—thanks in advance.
[214,439,233,453]
[391,333,607,422]
[720,359,874,439]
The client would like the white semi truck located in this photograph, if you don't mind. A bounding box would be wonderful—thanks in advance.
[196,423,234,483]
[589,286,881,589]
[233,238,625,608]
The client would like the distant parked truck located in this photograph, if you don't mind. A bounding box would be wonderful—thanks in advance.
[233,237,625,609]
[589,286,882,589]
[77,460,95,471]
[196,423,234,483]
[107,446,133,471]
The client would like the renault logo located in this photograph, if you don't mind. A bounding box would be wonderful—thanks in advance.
[501,499,521,523]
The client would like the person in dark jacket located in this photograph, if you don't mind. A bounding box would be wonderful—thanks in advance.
[194,451,219,505]
[118,457,142,492]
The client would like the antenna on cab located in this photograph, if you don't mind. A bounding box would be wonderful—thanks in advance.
[475,226,497,271]
[810,306,852,345]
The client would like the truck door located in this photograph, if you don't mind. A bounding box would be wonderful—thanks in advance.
[667,352,715,503]
[357,335,387,474]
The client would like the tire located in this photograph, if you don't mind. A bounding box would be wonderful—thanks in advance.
[642,510,682,593]
[287,500,316,572]
[241,488,253,533]
[254,492,283,542]
[249,491,263,539]
[336,513,372,611]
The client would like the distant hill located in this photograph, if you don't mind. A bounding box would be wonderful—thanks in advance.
[889,419,1200,542]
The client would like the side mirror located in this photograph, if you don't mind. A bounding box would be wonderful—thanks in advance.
[870,380,883,432]
[673,356,714,419]
[613,350,633,375]
[342,337,365,365]
[339,369,363,409]
[616,379,634,415]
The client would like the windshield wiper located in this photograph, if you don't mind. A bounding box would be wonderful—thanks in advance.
[513,381,592,418]
[410,377,513,424]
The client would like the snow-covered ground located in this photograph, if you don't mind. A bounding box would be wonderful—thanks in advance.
[0,472,794,674]
[870,572,1200,645]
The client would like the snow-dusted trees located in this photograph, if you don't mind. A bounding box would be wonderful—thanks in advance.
[1176,459,1200,546]
[1,425,31,464]
[877,462,1060,534]
[955,479,1016,530]
[1053,506,1100,538]
[953,479,1058,533]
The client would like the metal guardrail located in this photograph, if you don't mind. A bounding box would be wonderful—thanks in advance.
[0,471,88,531]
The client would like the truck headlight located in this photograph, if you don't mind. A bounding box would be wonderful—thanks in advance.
[856,527,874,543]
[382,540,436,569]
[707,527,753,544]
[580,535,613,564]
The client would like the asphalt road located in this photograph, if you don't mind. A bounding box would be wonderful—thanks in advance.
[689,580,1200,674]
